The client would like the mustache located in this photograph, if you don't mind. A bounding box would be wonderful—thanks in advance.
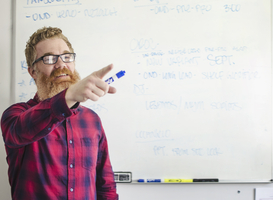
[49,68,73,80]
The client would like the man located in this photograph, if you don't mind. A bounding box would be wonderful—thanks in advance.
[1,27,119,200]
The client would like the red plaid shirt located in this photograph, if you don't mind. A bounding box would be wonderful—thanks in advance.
[1,89,118,200]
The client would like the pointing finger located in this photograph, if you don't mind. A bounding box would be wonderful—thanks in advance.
[93,64,114,79]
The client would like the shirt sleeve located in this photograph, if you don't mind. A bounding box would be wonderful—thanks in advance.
[96,122,119,200]
[1,90,74,148]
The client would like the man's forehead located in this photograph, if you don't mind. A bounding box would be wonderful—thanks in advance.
[35,38,70,56]
[41,50,71,57]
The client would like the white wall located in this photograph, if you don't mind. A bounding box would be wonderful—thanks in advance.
[1,1,273,200]
[0,1,12,200]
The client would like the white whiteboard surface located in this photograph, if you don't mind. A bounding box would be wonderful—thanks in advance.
[14,0,272,182]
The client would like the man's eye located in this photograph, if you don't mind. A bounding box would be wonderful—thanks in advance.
[64,55,72,60]
[43,56,50,62]
[44,56,56,63]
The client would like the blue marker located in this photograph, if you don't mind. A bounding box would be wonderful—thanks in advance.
[137,179,162,183]
[147,179,161,183]
[105,70,126,84]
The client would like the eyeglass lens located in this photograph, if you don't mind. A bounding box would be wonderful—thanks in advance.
[43,53,75,64]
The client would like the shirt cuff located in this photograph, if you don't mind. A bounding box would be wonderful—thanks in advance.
[50,89,73,121]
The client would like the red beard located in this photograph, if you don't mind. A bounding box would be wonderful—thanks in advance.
[35,68,81,101]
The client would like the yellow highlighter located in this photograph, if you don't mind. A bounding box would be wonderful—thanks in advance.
[164,179,193,183]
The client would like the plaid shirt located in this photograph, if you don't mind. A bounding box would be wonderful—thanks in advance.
[1,90,118,200]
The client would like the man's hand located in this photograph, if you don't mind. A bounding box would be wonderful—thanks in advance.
[65,64,117,108]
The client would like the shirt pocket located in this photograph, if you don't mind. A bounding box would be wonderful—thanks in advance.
[80,137,98,170]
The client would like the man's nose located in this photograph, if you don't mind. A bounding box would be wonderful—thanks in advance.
[55,56,66,69]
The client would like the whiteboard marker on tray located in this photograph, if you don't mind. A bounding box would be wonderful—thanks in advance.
[105,70,126,84]
[137,179,162,183]
[164,179,193,183]
[193,179,219,182]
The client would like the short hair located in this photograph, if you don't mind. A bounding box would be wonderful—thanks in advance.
[25,27,74,69]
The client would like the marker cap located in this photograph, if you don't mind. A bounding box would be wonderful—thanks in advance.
[116,70,126,78]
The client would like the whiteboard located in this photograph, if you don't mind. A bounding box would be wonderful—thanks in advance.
[14,0,272,181]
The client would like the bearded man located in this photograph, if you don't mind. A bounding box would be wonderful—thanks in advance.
[1,27,118,200]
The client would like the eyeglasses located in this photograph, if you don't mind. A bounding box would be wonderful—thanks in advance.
[32,53,76,65]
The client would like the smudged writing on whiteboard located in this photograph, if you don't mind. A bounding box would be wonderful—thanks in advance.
[135,129,171,141]
[30,12,51,21]
[26,0,81,7]
[146,100,178,110]
[210,102,242,111]
[131,40,248,68]
[207,54,234,66]
[227,70,258,80]
[84,7,118,18]
[134,1,241,15]
[56,10,79,18]
[137,70,258,81]
[153,146,223,157]
[20,61,28,70]
[133,84,152,96]
[141,97,241,112]
[26,8,117,22]
[130,38,159,52]
[176,4,212,14]
[18,80,26,87]
[224,4,241,12]
[167,56,201,66]
[172,147,223,156]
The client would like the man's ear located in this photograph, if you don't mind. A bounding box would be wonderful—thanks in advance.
[28,67,37,80]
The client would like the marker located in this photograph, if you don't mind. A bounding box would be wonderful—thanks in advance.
[137,179,162,183]
[193,179,219,182]
[164,179,193,183]
[147,179,161,182]
[105,70,126,84]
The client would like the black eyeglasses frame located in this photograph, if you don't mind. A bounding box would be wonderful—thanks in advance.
[32,53,76,66]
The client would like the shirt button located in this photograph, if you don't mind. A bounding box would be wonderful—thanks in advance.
[70,164,73,168]
[69,140,73,144]
[70,188,73,192]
